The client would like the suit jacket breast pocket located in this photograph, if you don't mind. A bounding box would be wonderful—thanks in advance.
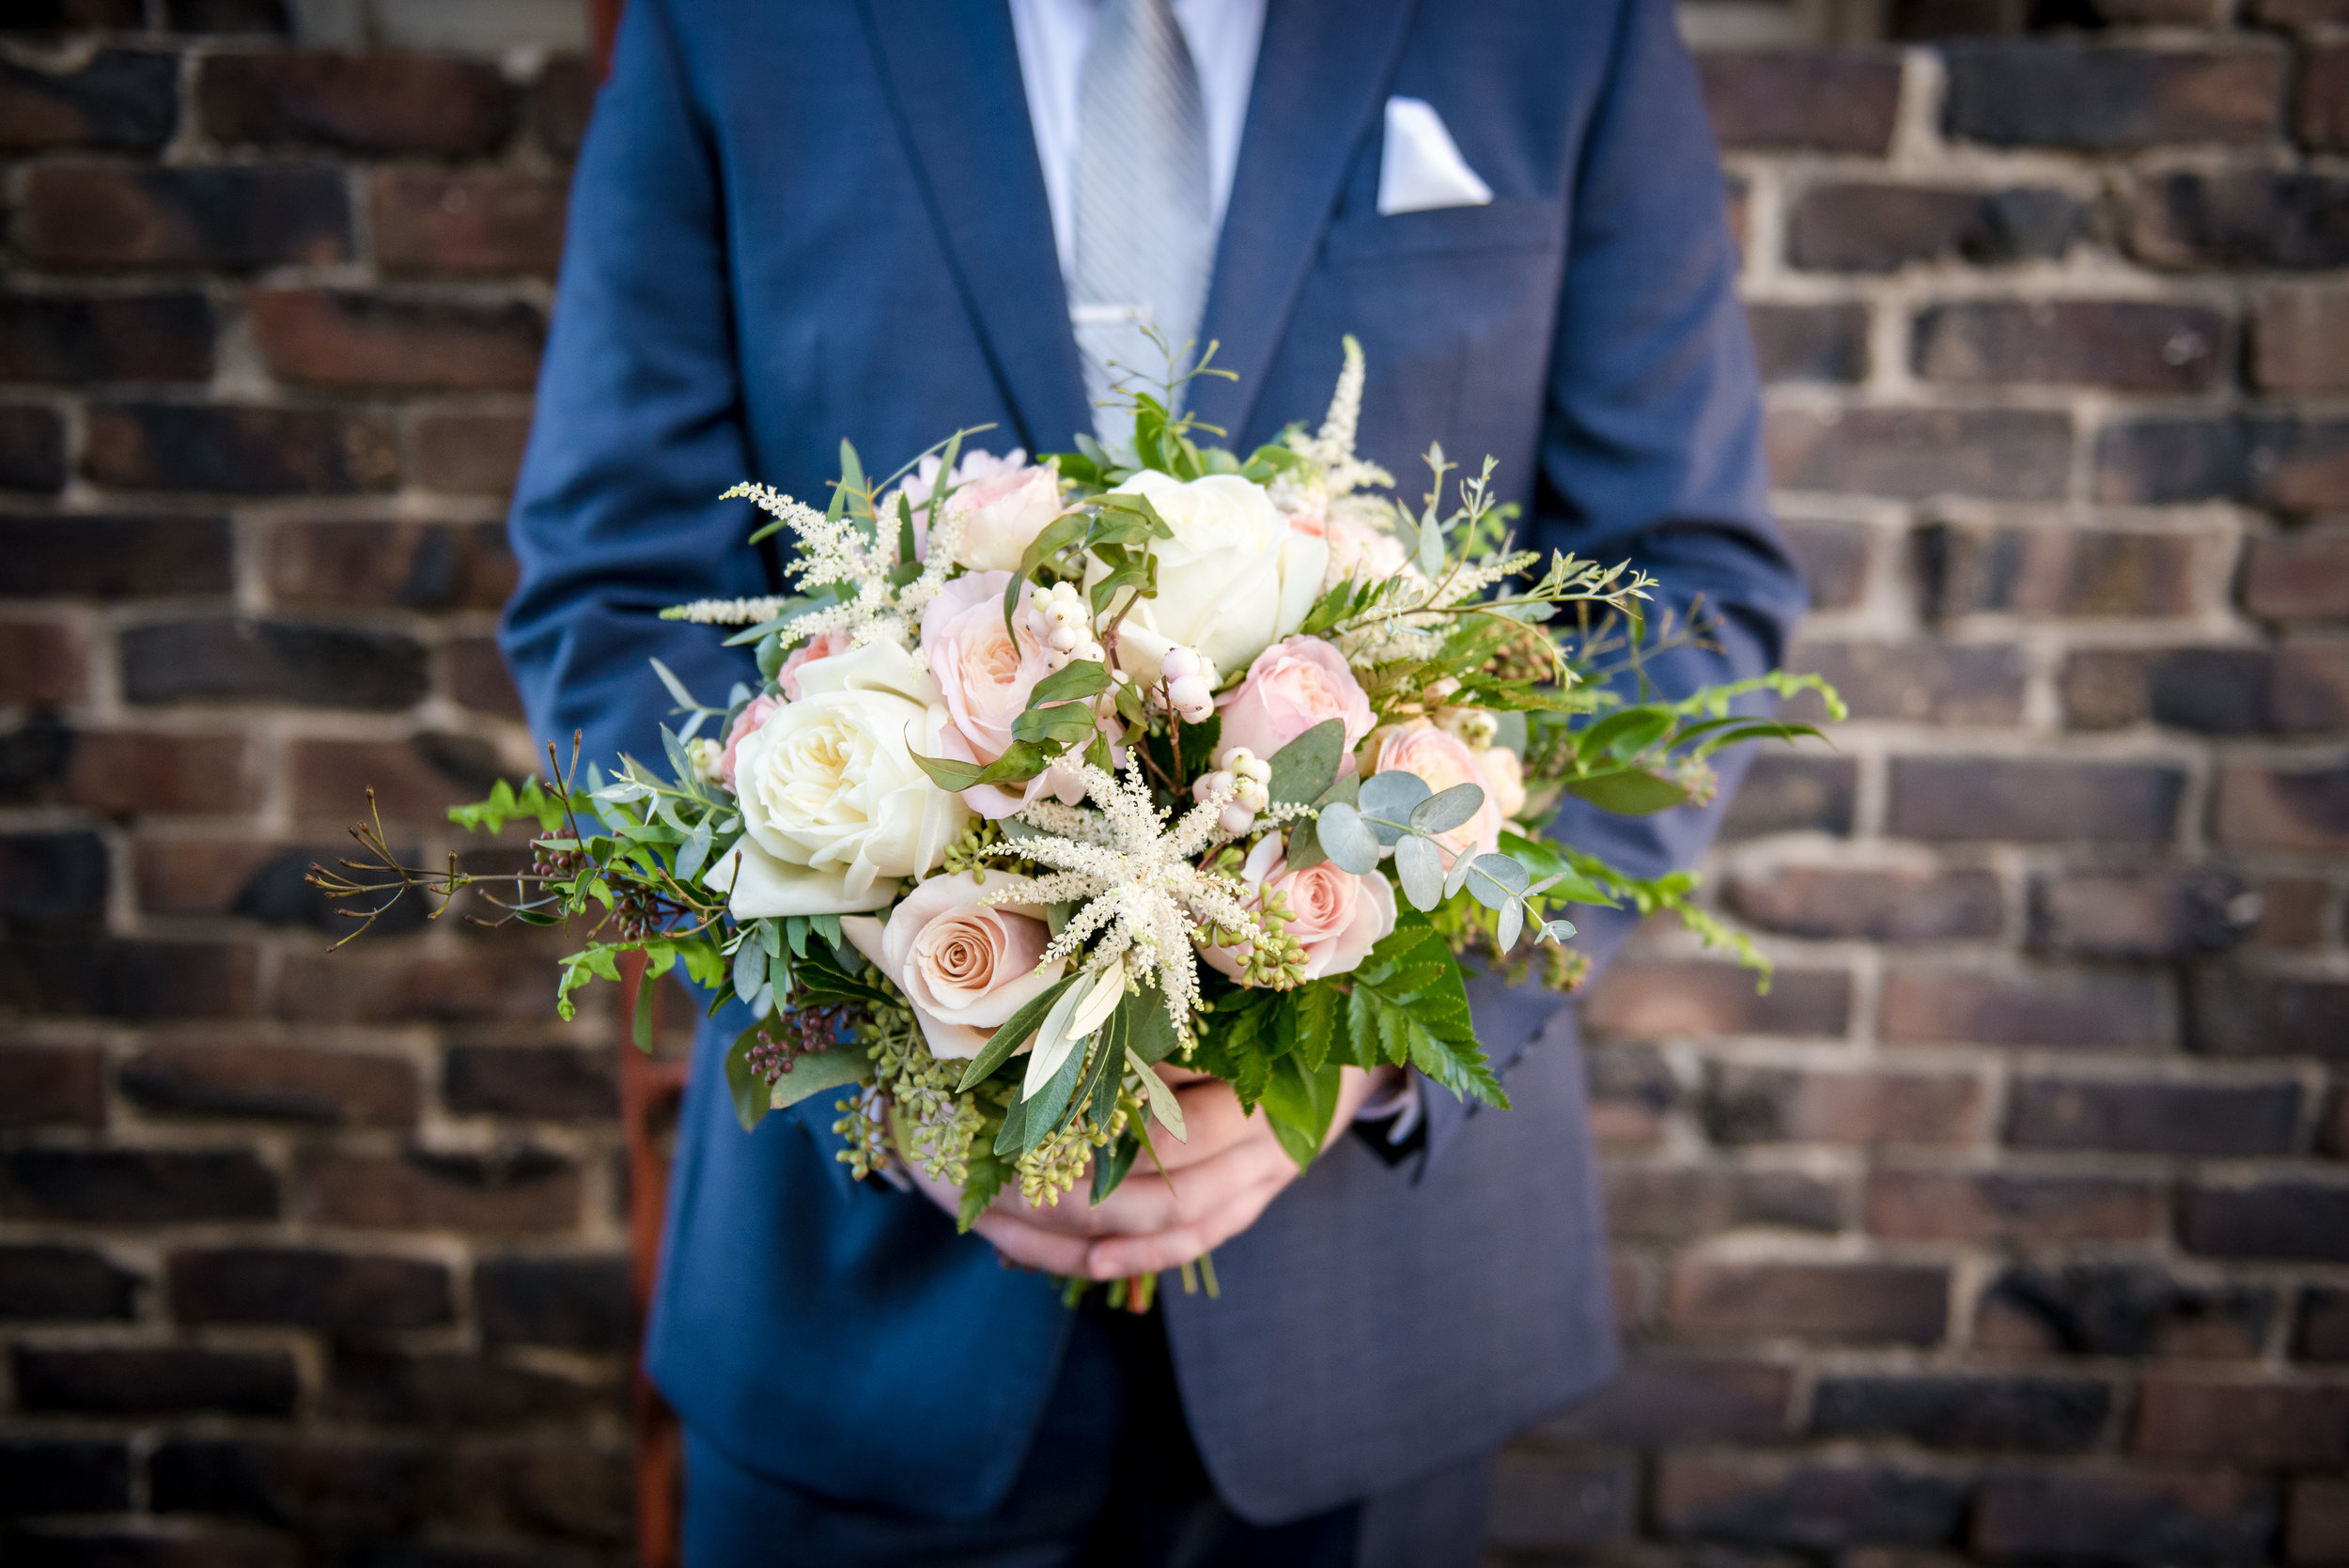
[1320,196,1568,268]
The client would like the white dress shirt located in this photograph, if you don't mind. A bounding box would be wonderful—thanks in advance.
[1006,0,1267,282]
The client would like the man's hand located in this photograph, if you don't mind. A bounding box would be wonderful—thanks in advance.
[909,1064,1395,1281]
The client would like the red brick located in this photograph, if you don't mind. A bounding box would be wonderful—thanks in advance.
[288,733,507,823]
[1945,44,2285,149]
[1768,407,2074,503]
[1581,959,1851,1039]
[2302,1294,2349,1361]
[23,164,350,271]
[273,948,556,1026]
[1724,866,2003,942]
[0,50,179,151]
[1882,965,2170,1048]
[1487,1452,1635,1551]
[1785,516,1872,611]
[122,618,428,711]
[1870,1168,2163,1242]
[1670,1260,1949,1343]
[2243,878,2335,950]
[86,403,398,493]
[0,1244,137,1320]
[1,938,260,1020]
[250,287,543,392]
[2130,169,2349,272]
[14,1346,295,1418]
[2138,1378,2349,1465]
[2246,526,2349,621]
[1913,300,2232,394]
[2193,971,2349,1062]
[2217,764,2349,852]
[0,1148,276,1223]
[448,635,525,719]
[2181,1182,2349,1261]
[1604,1164,1847,1240]
[164,0,294,31]
[1789,182,2083,272]
[1720,753,1858,839]
[1810,1374,2111,1451]
[1980,1263,2277,1360]
[2292,1477,2349,1565]
[2252,287,2349,393]
[120,1043,417,1127]
[1704,1063,1985,1146]
[1531,1354,1791,1444]
[264,519,516,613]
[412,410,533,493]
[2032,869,2259,959]
[0,401,68,490]
[0,619,87,703]
[1787,641,2025,725]
[132,837,277,916]
[1974,1470,2278,1566]
[0,1044,105,1128]
[1921,523,2208,620]
[2007,1076,2300,1157]
[326,1343,610,1428]
[1750,302,1871,384]
[151,1438,433,1536]
[1697,51,1901,152]
[1889,759,2184,845]
[2325,1087,2348,1159]
[372,169,567,276]
[1655,1453,1969,1549]
[199,50,513,156]
[443,1045,616,1122]
[169,1246,451,1331]
[0,292,214,382]
[2299,44,2349,152]
[535,52,595,160]
[299,1148,580,1234]
[443,1445,630,1545]
[0,514,234,598]
[62,730,252,815]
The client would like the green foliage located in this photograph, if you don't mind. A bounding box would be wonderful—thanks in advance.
[1336,913,1504,1108]
[448,777,586,835]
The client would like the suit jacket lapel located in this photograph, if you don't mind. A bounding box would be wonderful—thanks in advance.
[856,0,1093,454]
[1188,0,1417,443]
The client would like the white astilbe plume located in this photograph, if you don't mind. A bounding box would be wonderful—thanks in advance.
[691,481,967,650]
[662,594,791,626]
[975,755,1283,1040]
[1273,335,1396,530]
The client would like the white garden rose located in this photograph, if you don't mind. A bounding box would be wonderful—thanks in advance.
[1098,471,1329,681]
[706,641,971,917]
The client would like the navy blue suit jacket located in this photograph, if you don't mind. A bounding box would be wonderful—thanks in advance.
[503,0,1804,1525]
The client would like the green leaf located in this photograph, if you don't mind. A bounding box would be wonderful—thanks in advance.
[1257,1054,1343,1172]
[723,1021,770,1133]
[1120,982,1181,1065]
[631,967,660,1052]
[1005,1037,1085,1157]
[1128,1045,1187,1141]
[910,738,1060,793]
[1563,768,1693,815]
[768,1043,868,1111]
[1579,707,1673,760]
[1345,912,1506,1109]
[1011,701,1100,746]
[957,972,1081,1090]
[1293,980,1342,1073]
[1031,660,1110,705]
[1264,719,1346,806]
[1091,1132,1141,1204]
[958,1143,1013,1232]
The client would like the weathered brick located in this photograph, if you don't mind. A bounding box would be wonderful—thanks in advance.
[1789,182,2083,272]
[121,619,428,709]
[412,410,533,494]
[200,51,513,156]
[2242,878,2335,951]
[0,402,69,490]
[443,1045,616,1122]
[1671,1260,1949,1343]
[324,1344,608,1428]
[13,1346,296,1417]
[1920,524,2207,620]
[1,830,108,926]
[0,1046,104,1128]
[86,403,397,493]
[1,1529,302,1568]
[1973,1470,2277,1566]
[170,1246,451,1331]
[121,1044,417,1127]
[2008,1076,2300,1157]
[0,1438,132,1516]
[2291,1478,2349,1566]
[1725,866,2003,942]
[62,731,253,816]
[3,0,147,27]
[447,636,525,719]
[0,1244,136,1319]
[2131,169,2349,272]
[2137,1378,2349,1465]
[1656,1453,1969,1549]
[2216,765,2349,852]
[2033,870,2258,958]
[1768,408,2074,503]
[298,1147,581,1234]
[150,1439,432,1535]
[1605,1165,1847,1239]
[0,51,178,150]
[1982,1265,2275,1359]
[1720,753,1858,838]
[2297,44,2349,152]
[1945,44,2284,148]
[24,164,350,271]
[1785,517,1872,610]
[1790,641,2025,725]
[2057,647,2347,736]
[263,519,515,612]
[0,623,86,704]
[1888,759,2184,845]
[2252,287,2349,393]
[444,1445,631,1545]
[1811,1374,2112,1451]
[165,0,292,31]
[2181,1182,2349,1261]
[287,734,507,825]
[1913,300,2231,394]
[1585,1040,1673,1147]
[535,53,594,160]
[1750,302,1870,384]
[0,293,213,382]
[0,516,233,599]
[372,169,567,275]
[2277,644,2349,729]
[274,948,555,1025]
[1870,1168,2163,1242]
[1532,1355,1790,1445]
[1704,1063,1985,1146]
[0,938,260,1019]
[249,288,543,392]
[1582,959,1851,1039]
[475,1254,633,1350]
[1487,1452,1635,1552]
[1698,50,1900,153]
[0,1148,276,1222]
[2092,413,2341,507]
[1882,966,2171,1049]
[2192,972,2349,1062]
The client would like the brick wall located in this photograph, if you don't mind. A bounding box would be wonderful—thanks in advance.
[0,5,2341,1567]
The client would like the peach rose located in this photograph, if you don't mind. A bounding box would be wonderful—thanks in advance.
[841,873,1064,1060]
[1215,635,1374,777]
[717,693,780,790]
[890,448,1064,572]
[920,570,1066,819]
[1476,745,1528,819]
[778,630,850,702]
[1372,720,1503,864]
[1199,833,1395,986]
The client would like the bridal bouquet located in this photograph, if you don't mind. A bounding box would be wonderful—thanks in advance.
[322,341,1833,1294]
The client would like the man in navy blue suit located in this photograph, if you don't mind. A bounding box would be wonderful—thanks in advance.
[503,0,1804,1562]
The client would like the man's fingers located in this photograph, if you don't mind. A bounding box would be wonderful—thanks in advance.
[970,1208,1094,1275]
[1083,1175,1285,1278]
[1081,1135,1296,1234]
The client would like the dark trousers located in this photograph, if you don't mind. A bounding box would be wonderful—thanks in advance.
[680,1303,1490,1567]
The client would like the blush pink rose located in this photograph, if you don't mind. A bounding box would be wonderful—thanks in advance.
[888,449,1064,572]
[717,694,780,790]
[840,873,1064,1060]
[778,630,851,702]
[1475,744,1528,819]
[1199,833,1395,986]
[1373,721,1503,864]
[1216,635,1374,775]
[921,570,1059,818]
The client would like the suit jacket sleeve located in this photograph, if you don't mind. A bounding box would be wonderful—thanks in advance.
[500,0,766,776]
[1412,0,1808,1175]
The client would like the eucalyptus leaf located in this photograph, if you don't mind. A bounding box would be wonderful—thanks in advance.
[1411,782,1486,835]
[1315,801,1380,876]
[1464,852,1531,912]
[1496,899,1525,954]
[1358,769,1431,837]
[731,938,763,1004]
[1394,833,1444,911]
[1264,719,1346,807]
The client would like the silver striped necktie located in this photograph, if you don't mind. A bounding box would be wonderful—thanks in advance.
[1071,0,1213,451]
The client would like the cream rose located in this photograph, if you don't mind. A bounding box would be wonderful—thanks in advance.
[1215,635,1374,775]
[1372,720,1503,864]
[1097,471,1328,681]
[708,641,971,917]
[890,448,1064,573]
[1198,834,1395,985]
[840,873,1064,1060]
[1476,744,1528,819]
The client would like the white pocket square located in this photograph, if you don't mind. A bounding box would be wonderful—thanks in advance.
[1377,98,1494,215]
